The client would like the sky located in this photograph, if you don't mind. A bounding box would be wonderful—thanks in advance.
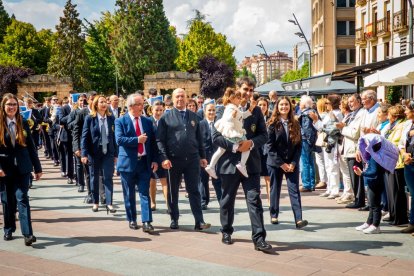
[3,0,311,63]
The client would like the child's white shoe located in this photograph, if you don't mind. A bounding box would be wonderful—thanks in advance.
[363,225,380,234]
[236,163,249,178]
[355,222,370,231]
[205,166,218,179]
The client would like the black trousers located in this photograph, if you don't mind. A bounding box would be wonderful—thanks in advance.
[347,158,365,206]
[385,169,408,225]
[59,141,74,179]
[219,173,266,243]
[41,127,51,156]
[366,181,384,227]
[199,150,222,206]
[48,134,59,163]
[167,156,204,223]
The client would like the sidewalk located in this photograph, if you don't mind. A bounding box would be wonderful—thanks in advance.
[1,156,414,275]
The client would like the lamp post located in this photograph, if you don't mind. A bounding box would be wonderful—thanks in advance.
[289,13,312,77]
[256,40,273,83]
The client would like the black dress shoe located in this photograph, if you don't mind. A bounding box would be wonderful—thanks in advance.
[24,235,37,246]
[296,220,309,229]
[4,233,13,241]
[201,205,207,210]
[194,222,211,231]
[254,240,272,252]
[67,178,74,184]
[78,186,85,193]
[222,233,232,245]
[170,220,179,229]
[358,206,369,211]
[129,222,139,230]
[345,203,363,209]
[142,222,154,233]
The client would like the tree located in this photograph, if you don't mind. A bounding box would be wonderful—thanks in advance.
[48,0,89,90]
[281,61,309,82]
[236,66,256,83]
[0,65,33,96]
[84,13,116,94]
[0,0,11,43]
[110,0,177,92]
[0,20,51,73]
[199,55,235,99]
[176,11,236,73]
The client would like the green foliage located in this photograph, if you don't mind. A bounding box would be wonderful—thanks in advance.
[176,11,236,73]
[48,0,89,91]
[111,0,178,92]
[387,86,402,105]
[236,66,256,83]
[84,12,116,94]
[0,0,11,43]
[281,61,310,82]
[0,19,52,73]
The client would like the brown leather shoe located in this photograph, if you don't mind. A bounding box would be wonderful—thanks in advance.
[315,182,327,189]
[401,224,414,233]
[299,186,312,192]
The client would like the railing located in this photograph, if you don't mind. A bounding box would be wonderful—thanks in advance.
[393,10,408,32]
[356,27,366,44]
[377,18,390,37]
[364,23,377,41]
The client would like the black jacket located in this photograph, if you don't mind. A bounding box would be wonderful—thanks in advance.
[72,107,90,153]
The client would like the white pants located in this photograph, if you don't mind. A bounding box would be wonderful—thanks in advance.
[323,145,340,195]
[209,147,250,167]
[315,151,327,183]
[339,155,352,196]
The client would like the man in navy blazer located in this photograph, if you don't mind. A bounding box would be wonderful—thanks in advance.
[115,93,158,233]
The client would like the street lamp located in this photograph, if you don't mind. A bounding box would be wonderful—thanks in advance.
[289,13,312,77]
[256,40,273,83]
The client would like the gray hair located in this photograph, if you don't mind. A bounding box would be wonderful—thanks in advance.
[362,90,377,101]
[126,93,143,107]
[172,88,185,97]
[300,95,313,108]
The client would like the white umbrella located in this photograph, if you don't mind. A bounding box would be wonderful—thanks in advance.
[364,70,395,87]
[364,57,414,87]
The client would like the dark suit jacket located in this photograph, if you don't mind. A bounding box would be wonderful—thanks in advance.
[81,114,117,158]
[58,104,72,142]
[212,106,267,175]
[72,107,90,153]
[156,108,206,161]
[200,119,218,154]
[115,114,157,172]
[0,119,42,175]
[265,121,302,168]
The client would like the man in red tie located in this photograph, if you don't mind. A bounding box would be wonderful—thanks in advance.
[115,93,158,233]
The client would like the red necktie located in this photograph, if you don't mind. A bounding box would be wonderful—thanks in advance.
[135,117,144,154]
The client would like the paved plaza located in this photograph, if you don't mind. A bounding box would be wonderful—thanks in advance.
[1,156,414,275]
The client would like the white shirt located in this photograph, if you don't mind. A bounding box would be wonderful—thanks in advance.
[111,106,118,118]
[281,118,289,138]
[128,113,147,156]
[360,103,380,136]
[6,117,16,136]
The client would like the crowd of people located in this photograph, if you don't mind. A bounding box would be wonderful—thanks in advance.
[0,76,413,252]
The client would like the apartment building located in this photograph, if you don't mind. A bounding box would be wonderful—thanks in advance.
[311,0,356,76]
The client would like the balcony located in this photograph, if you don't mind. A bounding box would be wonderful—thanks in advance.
[393,10,408,33]
[365,23,377,41]
[356,0,367,7]
[355,27,366,45]
[377,18,390,37]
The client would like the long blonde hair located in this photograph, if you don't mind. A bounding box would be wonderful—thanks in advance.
[0,93,26,147]
[90,95,111,117]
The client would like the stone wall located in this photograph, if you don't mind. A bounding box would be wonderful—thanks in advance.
[17,74,73,100]
[143,71,201,97]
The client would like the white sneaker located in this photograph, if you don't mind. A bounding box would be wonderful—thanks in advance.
[363,225,381,234]
[327,193,340,199]
[382,213,390,221]
[355,223,370,231]
[205,166,218,179]
[236,163,249,178]
[319,192,330,197]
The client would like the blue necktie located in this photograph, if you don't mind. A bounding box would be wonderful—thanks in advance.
[180,110,186,121]
[100,118,108,154]
[9,121,16,147]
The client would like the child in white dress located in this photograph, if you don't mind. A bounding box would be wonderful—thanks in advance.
[205,88,255,179]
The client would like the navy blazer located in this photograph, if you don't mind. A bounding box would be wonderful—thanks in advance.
[265,121,302,168]
[81,114,118,158]
[72,107,90,153]
[115,114,157,172]
[0,119,42,175]
[200,119,218,154]
[212,106,267,175]
[57,104,72,142]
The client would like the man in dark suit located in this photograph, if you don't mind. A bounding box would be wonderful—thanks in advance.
[157,88,210,230]
[212,77,272,252]
[115,93,158,232]
[58,97,74,184]
[39,97,52,158]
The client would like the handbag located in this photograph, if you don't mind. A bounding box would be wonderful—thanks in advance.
[315,132,327,147]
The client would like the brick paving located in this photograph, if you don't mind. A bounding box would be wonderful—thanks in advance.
[0,156,414,275]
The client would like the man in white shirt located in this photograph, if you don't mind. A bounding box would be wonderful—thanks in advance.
[109,95,120,118]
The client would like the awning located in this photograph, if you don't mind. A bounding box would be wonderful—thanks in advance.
[364,57,414,87]
[254,79,285,95]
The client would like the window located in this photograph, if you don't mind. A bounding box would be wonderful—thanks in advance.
[349,21,355,35]
[349,0,355,7]
[372,46,377,62]
[337,49,356,64]
[361,49,366,65]
[384,42,390,59]
[337,21,347,35]
[337,0,347,7]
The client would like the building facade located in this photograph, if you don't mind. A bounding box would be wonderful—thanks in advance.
[311,0,356,76]
[238,52,293,85]
[355,0,409,98]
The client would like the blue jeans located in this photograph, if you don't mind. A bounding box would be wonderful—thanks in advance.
[404,164,414,225]
[300,141,315,189]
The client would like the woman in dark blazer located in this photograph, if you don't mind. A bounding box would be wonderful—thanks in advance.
[0,93,42,246]
[81,95,118,213]
[257,97,271,204]
[266,96,308,228]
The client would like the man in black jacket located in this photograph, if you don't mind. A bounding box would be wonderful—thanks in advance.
[212,77,272,252]
[157,88,210,231]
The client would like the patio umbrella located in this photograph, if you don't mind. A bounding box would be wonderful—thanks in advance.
[365,57,414,87]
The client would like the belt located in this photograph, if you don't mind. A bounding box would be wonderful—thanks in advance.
[137,155,147,161]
